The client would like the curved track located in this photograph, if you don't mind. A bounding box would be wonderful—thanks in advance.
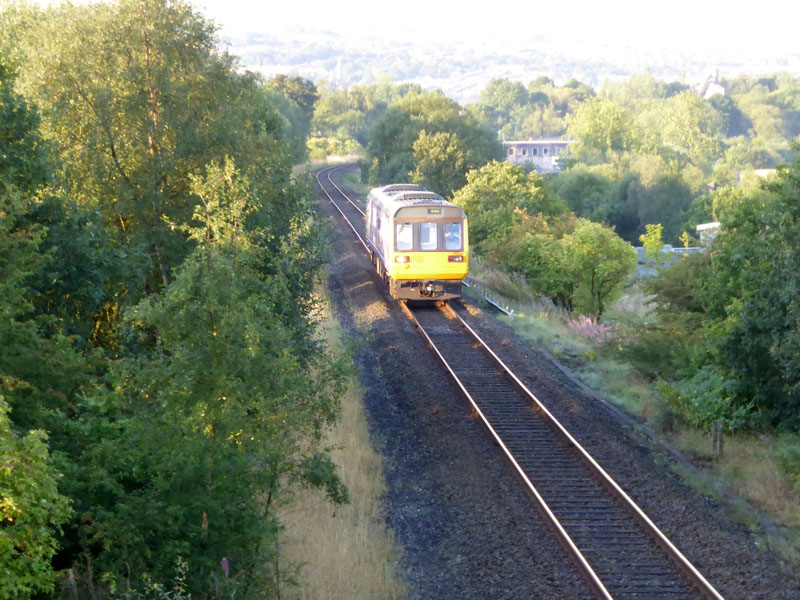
[315,163,725,600]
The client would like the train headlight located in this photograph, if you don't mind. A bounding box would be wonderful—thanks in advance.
[448,255,464,262]
[395,255,410,263]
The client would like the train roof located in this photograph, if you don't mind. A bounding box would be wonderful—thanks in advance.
[368,184,463,218]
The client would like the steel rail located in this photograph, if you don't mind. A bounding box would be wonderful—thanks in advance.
[397,300,614,600]
[319,165,366,217]
[314,164,369,252]
[315,165,725,600]
[423,302,725,600]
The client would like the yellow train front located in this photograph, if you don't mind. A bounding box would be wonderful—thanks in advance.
[365,184,468,301]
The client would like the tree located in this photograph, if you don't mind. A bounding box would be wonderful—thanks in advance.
[708,94,751,137]
[658,92,724,168]
[475,77,530,134]
[410,130,469,197]
[0,61,47,193]
[451,160,568,252]
[566,97,639,162]
[11,0,296,294]
[550,166,619,223]
[0,397,71,600]
[639,223,664,264]
[697,149,800,428]
[264,75,319,161]
[367,90,502,186]
[75,160,348,596]
[520,104,564,138]
[506,233,574,310]
[2,4,340,597]
[565,219,637,319]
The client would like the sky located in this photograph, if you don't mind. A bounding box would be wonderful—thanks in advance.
[196,0,800,58]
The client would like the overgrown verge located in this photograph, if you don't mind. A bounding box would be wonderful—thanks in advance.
[0,2,349,598]
[464,259,800,567]
[278,293,403,599]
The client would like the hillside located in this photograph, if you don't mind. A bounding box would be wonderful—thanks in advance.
[224,26,800,102]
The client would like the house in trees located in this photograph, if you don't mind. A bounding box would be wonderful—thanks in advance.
[696,222,720,245]
[504,138,574,173]
[698,71,725,99]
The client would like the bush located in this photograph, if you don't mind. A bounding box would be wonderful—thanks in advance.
[657,367,757,430]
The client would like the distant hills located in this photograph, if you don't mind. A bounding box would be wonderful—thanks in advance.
[223,27,800,102]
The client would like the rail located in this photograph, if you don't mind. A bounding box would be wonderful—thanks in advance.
[315,164,725,600]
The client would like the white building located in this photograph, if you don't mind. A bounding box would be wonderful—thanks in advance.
[503,138,575,173]
[696,222,720,245]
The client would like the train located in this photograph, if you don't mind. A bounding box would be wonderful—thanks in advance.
[365,184,468,300]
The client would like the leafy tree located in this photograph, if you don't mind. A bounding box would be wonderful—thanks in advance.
[310,80,423,157]
[23,195,128,344]
[2,5,340,598]
[639,223,664,263]
[11,0,295,294]
[264,74,319,161]
[0,397,71,600]
[367,90,501,187]
[451,160,568,252]
[566,97,639,162]
[614,253,712,386]
[74,160,348,596]
[519,104,564,138]
[0,60,47,193]
[657,92,724,168]
[410,130,469,197]
[473,77,531,136]
[708,94,751,137]
[697,150,800,428]
[550,166,619,223]
[480,78,529,116]
[266,74,319,119]
[633,148,800,429]
[506,233,574,310]
[0,60,97,434]
[530,77,594,117]
[564,219,637,319]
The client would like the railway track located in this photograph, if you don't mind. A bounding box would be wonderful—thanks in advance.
[315,163,725,600]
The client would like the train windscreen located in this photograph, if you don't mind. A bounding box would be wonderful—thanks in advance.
[445,223,462,250]
[396,222,413,250]
[420,222,438,250]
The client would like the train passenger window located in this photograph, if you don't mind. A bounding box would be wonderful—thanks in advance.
[445,223,462,250]
[396,222,413,250]
[420,223,438,250]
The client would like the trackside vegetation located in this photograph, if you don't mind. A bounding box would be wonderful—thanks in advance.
[0,1,348,598]
[314,69,800,433]
[310,66,800,558]
[4,0,800,595]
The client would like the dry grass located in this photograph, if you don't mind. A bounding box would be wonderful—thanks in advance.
[670,429,800,530]
[277,304,404,600]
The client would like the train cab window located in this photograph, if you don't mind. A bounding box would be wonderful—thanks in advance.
[445,223,462,250]
[396,222,413,250]
[420,222,438,250]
